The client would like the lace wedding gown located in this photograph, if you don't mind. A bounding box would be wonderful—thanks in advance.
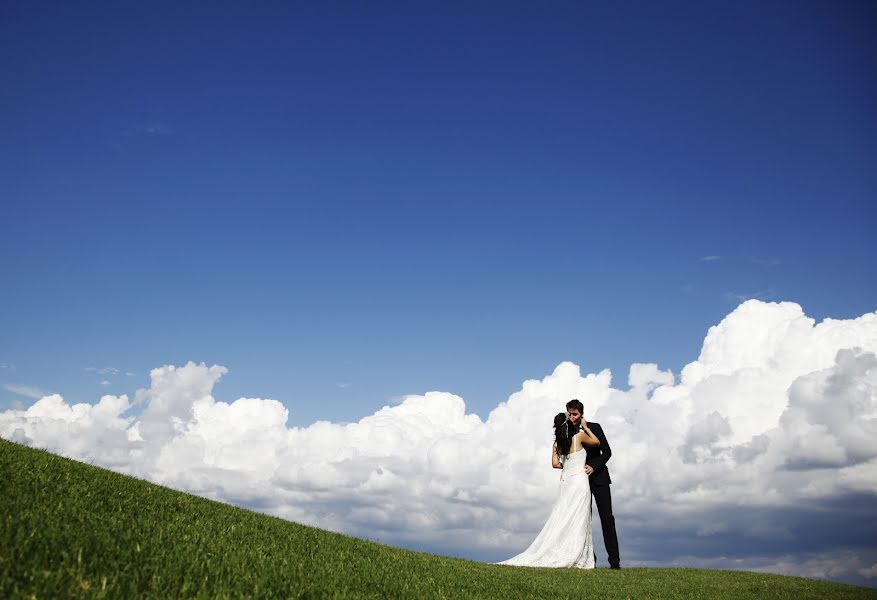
[496,448,595,568]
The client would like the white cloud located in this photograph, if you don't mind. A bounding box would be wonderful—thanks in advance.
[752,551,868,580]
[3,383,47,400]
[2,300,876,587]
[2,393,133,467]
[628,363,674,390]
[634,550,877,583]
[699,255,721,262]
[0,363,14,369]
[85,366,120,376]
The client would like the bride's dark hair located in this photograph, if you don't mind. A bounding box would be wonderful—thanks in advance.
[553,412,575,456]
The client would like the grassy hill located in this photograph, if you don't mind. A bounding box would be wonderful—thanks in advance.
[1,439,874,599]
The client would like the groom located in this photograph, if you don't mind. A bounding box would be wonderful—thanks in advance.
[566,399,621,569]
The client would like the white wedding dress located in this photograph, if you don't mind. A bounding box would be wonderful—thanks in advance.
[496,448,595,568]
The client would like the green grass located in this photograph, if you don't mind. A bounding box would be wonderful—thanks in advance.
[1,439,874,599]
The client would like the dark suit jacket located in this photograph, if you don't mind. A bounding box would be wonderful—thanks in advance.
[583,422,612,487]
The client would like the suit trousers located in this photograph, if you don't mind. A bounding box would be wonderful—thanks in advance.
[592,484,620,567]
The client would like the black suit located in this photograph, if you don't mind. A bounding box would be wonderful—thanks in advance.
[583,422,620,568]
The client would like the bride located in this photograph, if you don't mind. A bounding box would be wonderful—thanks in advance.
[496,412,601,568]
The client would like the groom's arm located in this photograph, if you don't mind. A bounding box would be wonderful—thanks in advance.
[586,423,611,472]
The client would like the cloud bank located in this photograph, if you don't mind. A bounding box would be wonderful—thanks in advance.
[2,300,876,586]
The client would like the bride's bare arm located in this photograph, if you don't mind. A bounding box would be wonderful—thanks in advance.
[551,442,562,469]
[579,421,601,447]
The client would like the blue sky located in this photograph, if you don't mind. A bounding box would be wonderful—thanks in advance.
[2,0,875,425]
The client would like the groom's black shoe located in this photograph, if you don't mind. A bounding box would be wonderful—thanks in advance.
[610,565,621,570]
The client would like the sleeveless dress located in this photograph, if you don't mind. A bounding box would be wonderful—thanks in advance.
[496,448,595,568]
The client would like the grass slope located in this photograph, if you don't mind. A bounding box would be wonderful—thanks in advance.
[1,439,874,599]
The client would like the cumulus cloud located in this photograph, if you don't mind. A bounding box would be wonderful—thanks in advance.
[2,393,133,467]
[2,300,876,587]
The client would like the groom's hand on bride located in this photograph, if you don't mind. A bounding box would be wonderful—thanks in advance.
[584,465,594,476]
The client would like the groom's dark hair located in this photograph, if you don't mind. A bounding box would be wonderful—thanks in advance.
[566,399,584,413]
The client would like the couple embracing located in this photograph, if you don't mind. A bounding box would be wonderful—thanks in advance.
[497,399,621,569]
